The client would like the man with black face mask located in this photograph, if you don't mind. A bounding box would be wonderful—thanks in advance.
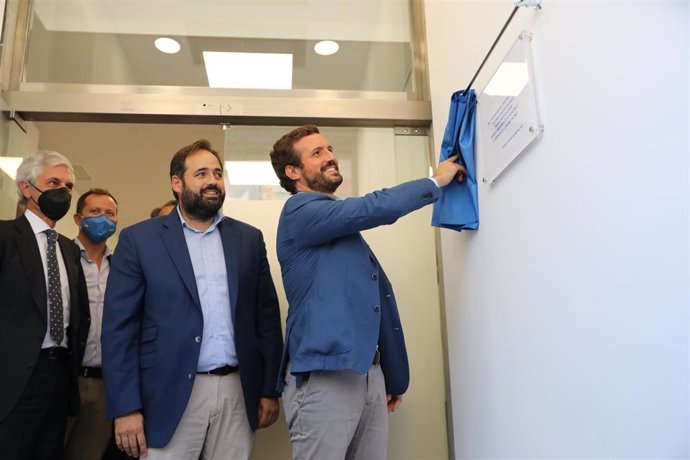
[0,151,88,459]
[64,188,119,460]
[102,140,283,460]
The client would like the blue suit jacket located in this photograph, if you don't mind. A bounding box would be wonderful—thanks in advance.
[276,178,438,395]
[102,210,282,448]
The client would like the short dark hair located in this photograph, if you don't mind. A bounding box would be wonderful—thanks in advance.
[269,125,320,194]
[169,140,222,200]
[150,199,178,218]
[76,188,118,215]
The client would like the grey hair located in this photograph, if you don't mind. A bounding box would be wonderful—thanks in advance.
[15,151,75,205]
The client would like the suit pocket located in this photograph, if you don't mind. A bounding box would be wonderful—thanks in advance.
[141,326,157,342]
[303,296,354,356]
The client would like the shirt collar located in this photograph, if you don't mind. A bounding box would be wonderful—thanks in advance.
[24,209,52,235]
[73,236,112,261]
[178,209,224,235]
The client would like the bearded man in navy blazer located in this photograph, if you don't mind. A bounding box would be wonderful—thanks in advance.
[102,140,283,459]
[270,125,465,460]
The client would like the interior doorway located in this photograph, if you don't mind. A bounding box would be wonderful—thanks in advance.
[24,121,450,460]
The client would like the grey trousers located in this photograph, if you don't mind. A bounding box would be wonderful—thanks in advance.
[283,363,388,460]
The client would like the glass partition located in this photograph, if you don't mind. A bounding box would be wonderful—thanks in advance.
[30,119,446,460]
[24,0,414,93]
[223,125,356,201]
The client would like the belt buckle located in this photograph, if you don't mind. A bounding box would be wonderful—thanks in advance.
[81,366,102,378]
[208,366,227,375]
[47,347,64,360]
[200,365,238,376]
[372,350,381,366]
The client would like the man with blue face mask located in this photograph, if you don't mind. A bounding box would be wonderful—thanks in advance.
[64,188,118,460]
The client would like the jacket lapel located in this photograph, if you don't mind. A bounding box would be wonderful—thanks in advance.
[219,217,239,324]
[58,236,79,304]
[161,211,202,309]
[15,215,48,323]
[58,235,80,343]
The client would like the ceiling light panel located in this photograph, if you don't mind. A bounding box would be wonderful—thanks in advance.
[225,161,280,186]
[203,51,293,90]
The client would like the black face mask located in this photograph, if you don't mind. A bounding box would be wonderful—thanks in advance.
[29,183,72,221]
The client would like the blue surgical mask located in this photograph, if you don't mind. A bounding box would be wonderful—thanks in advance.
[80,214,116,243]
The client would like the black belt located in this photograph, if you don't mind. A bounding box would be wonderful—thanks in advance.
[81,366,103,379]
[301,350,381,384]
[39,347,68,360]
[372,349,381,366]
[197,365,239,376]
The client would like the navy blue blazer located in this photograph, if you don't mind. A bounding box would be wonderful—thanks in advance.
[102,210,282,448]
[276,178,439,395]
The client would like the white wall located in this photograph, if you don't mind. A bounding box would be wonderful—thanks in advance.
[357,129,449,460]
[426,0,689,458]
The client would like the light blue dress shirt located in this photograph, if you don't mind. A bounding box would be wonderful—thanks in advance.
[179,210,237,371]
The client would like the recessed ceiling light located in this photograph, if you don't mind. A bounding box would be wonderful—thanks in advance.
[154,37,180,54]
[203,51,293,90]
[314,40,339,56]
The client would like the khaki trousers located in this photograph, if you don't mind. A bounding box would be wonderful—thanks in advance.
[147,372,254,460]
[64,375,111,460]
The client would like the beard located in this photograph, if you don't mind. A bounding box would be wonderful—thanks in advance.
[304,160,343,194]
[180,183,225,221]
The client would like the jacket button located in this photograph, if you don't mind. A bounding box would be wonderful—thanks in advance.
[188,373,193,380]
[373,305,381,313]
[195,336,201,343]
[371,274,378,280]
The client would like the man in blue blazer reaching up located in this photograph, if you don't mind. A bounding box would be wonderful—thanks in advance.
[102,140,283,459]
[270,125,465,460]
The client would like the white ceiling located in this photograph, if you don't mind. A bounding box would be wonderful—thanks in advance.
[34,0,411,42]
[26,2,413,91]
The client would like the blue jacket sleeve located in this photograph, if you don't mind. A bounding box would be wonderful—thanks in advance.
[285,178,439,247]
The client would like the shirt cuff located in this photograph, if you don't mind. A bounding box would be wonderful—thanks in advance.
[427,177,440,188]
